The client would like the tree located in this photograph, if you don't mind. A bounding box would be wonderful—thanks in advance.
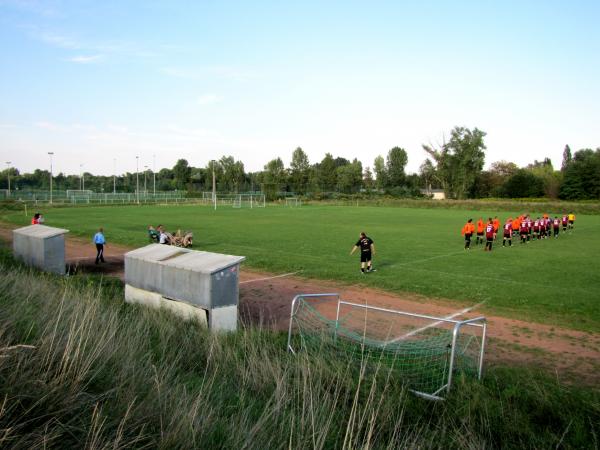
[501,169,545,198]
[317,153,337,191]
[559,148,600,200]
[385,147,408,187]
[336,159,363,193]
[422,126,486,199]
[290,147,310,193]
[363,167,374,190]
[561,145,572,171]
[373,155,387,190]
[173,159,191,190]
[262,157,286,199]
[219,156,245,192]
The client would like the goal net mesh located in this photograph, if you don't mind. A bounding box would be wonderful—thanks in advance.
[289,297,484,398]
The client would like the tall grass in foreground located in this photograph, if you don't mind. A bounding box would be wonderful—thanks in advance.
[0,260,598,448]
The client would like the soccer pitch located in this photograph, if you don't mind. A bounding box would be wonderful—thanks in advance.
[4,204,600,332]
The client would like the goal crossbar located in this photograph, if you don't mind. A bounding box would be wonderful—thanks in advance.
[287,294,487,400]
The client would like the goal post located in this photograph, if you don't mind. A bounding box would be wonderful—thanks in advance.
[285,197,301,207]
[287,294,487,400]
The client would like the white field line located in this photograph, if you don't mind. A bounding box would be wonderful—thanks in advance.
[385,301,485,344]
[240,271,301,285]
[390,250,466,268]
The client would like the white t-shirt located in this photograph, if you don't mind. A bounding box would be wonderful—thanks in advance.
[159,232,168,244]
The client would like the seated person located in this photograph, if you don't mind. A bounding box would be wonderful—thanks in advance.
[148,225,159,242]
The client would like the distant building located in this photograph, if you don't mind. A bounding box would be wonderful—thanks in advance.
[420,188,446,200]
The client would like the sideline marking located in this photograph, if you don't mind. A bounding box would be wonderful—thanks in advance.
[391,250,466,268]
[386,301,485,343]
[240,271,301,285]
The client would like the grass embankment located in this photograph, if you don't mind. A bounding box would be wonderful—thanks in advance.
[0,250,598,448]
[3,203,600,332]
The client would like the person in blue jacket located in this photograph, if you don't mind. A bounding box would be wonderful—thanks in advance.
[93,227,106,264]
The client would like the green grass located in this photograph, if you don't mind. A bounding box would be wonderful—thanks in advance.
[0,249,598,449]
[3,203,600,332]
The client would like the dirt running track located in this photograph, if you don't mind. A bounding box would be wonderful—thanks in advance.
[1,225,599,385]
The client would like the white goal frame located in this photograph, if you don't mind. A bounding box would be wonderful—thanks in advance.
[285,197,301,207]
[287,293,487,401]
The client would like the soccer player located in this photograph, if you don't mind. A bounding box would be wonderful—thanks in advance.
[553,216,560,238]
[484,218,495,252]
[502,219,513,247]
[568,212,576,230]
[461,219,475,250]
[476,218,485,245]
[562,214,569,232]
[526,215,533,242]
[350,232,375,274]
[519,218,529,244]
[512,216,521,237]
[532,217,540,240]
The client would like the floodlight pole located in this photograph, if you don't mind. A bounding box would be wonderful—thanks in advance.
[5,161,10,197]
[48,152,54,204]
[113,158,116,193]
[153,153,156,196]
[136,156,139,204]
[80,164,84,191]
[211,159,216,210]
[144,165,148,194]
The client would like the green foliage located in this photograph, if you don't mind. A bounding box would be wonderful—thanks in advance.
[289,147,310,193]
[560,149,600,200]
[502,169,545,198]
[385,146,408,187]
[422,126,487,199]
[172,159,192,190]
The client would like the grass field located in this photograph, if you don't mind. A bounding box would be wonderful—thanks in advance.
[3,203,600,332]
[0,250,598,448]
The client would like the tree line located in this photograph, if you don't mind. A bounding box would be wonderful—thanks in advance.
[2,127,599,200]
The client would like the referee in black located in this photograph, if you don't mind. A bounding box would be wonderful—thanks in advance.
[350,232,375,274]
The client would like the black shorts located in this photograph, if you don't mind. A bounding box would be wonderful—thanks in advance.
[360,251,372,262]
[464,233,472,241]
[477,232,483,237]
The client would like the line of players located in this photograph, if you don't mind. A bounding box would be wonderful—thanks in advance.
[461,213,576,251]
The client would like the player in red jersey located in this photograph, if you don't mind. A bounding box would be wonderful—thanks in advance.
[553,216,560,238]
[484,218,495,251]
[532,217,540,240]
[561,214,568,232]
[502,220,513,247]
[519,218,529,244]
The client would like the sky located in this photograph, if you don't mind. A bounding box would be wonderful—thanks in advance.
[1,0,599,177]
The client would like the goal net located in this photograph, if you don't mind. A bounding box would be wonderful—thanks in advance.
[287,294,487,400]
[285,197,301,207]
[233,194,265,208]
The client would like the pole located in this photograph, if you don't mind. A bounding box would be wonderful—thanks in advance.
[211,160,216,210]
[5,162,10,197]
[144,166,147,194]
[48,152,54,204]
[113,158,116,194]
[136,156,139,204]
[153,154,156,196]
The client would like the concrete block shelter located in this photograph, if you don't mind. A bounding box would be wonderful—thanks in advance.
[13,224,69,275]
[124,244,245,331]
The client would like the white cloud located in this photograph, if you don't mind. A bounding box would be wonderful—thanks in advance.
[197,94,222,105]
[65,54,103,64]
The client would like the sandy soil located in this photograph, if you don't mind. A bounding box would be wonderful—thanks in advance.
[2,224,599,385]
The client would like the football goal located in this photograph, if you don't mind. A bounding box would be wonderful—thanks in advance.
[285,197,301,207]
[287,293,487,400]
[232,194,265,208]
